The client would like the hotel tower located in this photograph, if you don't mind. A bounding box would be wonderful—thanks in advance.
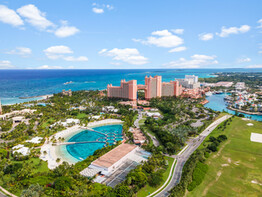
[107,76,182,100]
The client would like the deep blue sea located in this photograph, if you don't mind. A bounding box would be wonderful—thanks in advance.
[1,68,261,105]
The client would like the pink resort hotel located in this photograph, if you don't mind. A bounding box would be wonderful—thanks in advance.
[107,75,183,100]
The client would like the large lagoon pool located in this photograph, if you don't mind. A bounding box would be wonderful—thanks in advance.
[205,93,262,121]
[66,124,123,161]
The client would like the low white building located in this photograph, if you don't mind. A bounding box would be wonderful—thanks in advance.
[12,144,30,156]
[26,137,43,144]
[91,115,101,120]
[145,111,162,117]
[51,118,80,127]
[0,109,37,120]
[102,106,119,113]
[71,106,87,111]
[235,82,246,90]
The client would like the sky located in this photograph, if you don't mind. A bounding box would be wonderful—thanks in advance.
[0,0,261,69]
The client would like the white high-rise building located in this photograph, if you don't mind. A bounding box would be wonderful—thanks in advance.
[176,75,200,89]
[185,75,198,83]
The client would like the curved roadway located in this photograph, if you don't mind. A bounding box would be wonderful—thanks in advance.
[152,115,232,197]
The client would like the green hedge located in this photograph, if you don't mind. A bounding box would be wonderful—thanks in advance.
[187,162,208,191]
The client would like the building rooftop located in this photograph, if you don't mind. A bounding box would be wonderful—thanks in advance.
[92,143,137,168]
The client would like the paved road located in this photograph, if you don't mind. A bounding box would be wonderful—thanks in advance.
[134,111,160,146]
[154,115,231,197]
[0,191,6,197]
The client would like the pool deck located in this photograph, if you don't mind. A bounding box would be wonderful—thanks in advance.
[39,119,123,169]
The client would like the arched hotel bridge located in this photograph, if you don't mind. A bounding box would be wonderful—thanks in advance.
[56,127,123,147]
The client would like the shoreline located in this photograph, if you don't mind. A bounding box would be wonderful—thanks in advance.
[19,94,53,99]
[40,119,123,169]
[227,106,262,115]
[2,94,54,106]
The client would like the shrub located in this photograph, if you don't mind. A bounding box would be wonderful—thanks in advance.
[54,176,72,191]
[148,170,164,187]
[207,143,218,152]
[204,151,210,158]
[187,162,208,191]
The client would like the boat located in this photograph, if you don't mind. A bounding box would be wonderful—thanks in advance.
[205,92,213,97]
[64,81,73,85]
[216,91,223,94]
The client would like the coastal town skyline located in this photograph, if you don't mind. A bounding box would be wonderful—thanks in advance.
[0,0,262,69]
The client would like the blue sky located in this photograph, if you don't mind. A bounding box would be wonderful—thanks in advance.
[0,0,261,69]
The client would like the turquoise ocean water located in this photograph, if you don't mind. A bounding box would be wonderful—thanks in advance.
[2,68,260,105]
[205,93,262,121]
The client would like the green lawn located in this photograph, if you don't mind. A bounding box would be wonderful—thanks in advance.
[77,113,87,119]
[40,118,55,128]
[187,116,262,197]
[138,118,146,125]
[13,157,49,173]
[137,156,175,197]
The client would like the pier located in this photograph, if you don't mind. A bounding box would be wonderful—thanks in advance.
[56,141,106,145]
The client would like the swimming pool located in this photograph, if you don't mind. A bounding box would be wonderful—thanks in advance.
[66,124,123,161]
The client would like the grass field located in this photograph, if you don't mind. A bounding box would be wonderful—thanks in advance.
[13,157,49,173]
[137,156,175,197]
[187,116,262,197]
[77,113,87,119]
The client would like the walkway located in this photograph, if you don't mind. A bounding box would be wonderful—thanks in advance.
[83,127,107,136]
[57,141,105,145]
[134,111,160,146]
[0,186,17,197]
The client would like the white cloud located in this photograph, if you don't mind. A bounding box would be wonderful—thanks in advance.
[63,56,88,62]
[110,62,122,66]
[100,48,149,65]
[171,29,184,35]
[0,60,14,69]
[44,45,73,59]
[164,54,218,68]
[216,25,250,37]
[92,7,104,14]
[199,33,213,41]
[6,47,32,56]
[152,30,172,36]
[37,65,63,69]
[106,5,114,10]
[169,46,187,53]
[0,4,79,38]
[43,45,88,61]
[237,57,251,63]
[99,49,108,54]
[0,5,24,27]
[246,64,262,68]
[92,4,114,14]
[257,19,262,28]
[55,24,79,38]
[134,29,183,48]
[17,4,54,30]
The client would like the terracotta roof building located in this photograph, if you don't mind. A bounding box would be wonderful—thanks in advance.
[89,143,138,172]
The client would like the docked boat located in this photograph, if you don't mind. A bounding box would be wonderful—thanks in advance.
[64,81,73,85]
[216,91,223,94]
[205,92,213,96]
